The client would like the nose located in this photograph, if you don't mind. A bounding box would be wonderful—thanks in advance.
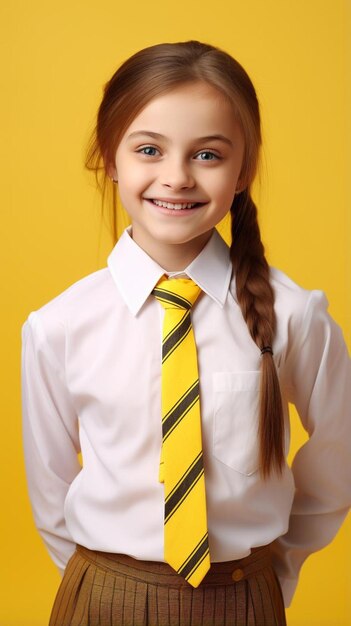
[160,157,195,190]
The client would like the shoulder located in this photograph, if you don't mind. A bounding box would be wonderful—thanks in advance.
[269,266,328,319]
[22,268,118,353]
[30,267,116,318]
[268,267,336,365]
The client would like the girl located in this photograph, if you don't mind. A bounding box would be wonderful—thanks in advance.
[21,41,351,626]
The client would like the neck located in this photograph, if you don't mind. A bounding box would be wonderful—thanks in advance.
[130,229,213,271]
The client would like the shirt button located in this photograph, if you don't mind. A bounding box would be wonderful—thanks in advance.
[232,568,244,582]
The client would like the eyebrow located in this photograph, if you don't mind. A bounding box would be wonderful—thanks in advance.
[127,130,233,147]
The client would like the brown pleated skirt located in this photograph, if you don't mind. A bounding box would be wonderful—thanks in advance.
[49,544,286,626]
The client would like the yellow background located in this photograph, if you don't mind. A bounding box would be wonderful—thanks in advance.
[1,0,350,624]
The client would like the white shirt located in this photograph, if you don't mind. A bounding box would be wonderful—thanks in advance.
[21,227,351,607]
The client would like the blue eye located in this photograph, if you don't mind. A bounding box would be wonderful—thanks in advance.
[138,146,159,156]
[195,151,218,161]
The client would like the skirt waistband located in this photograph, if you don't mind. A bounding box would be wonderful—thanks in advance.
[76,544,272,587]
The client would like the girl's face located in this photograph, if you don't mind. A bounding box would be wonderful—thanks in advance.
[113,81,245,269]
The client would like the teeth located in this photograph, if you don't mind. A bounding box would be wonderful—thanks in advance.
[152,199,197,210]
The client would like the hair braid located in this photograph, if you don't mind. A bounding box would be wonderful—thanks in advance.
[230,190,284,477]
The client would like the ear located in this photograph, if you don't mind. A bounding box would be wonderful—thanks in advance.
[107,165,117,180]
[103,152,117,181]
[235,173,248,195]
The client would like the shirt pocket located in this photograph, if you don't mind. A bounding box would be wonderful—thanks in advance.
[212,371,261,476]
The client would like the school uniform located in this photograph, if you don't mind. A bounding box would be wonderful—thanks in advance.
[21,227,351,625]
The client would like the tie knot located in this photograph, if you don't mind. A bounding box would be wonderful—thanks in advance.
[152,277,201,310]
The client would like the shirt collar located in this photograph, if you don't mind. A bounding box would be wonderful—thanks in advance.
[107,226,233,316]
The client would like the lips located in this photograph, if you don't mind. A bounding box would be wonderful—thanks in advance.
[146,198,205,211]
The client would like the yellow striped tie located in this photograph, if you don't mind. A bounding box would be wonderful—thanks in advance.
[152,277,210,588]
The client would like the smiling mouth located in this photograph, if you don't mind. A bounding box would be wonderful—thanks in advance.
[147,199,205,210]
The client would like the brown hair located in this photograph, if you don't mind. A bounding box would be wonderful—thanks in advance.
[85,41,284,477]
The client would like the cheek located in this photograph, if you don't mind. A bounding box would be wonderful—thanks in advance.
[211,177,237,203]
[119,163,154,190]
[204,164,240,196]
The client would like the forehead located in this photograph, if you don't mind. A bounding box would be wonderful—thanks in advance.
[123,82,241,140]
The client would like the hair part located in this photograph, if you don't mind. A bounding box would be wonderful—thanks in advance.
[85,40,285,478]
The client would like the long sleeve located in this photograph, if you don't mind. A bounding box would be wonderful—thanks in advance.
[21,311,81,574]
[271,289,351,606]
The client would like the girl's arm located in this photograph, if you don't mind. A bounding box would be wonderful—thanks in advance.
[271,289,351,606]
[21,311,81,575]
